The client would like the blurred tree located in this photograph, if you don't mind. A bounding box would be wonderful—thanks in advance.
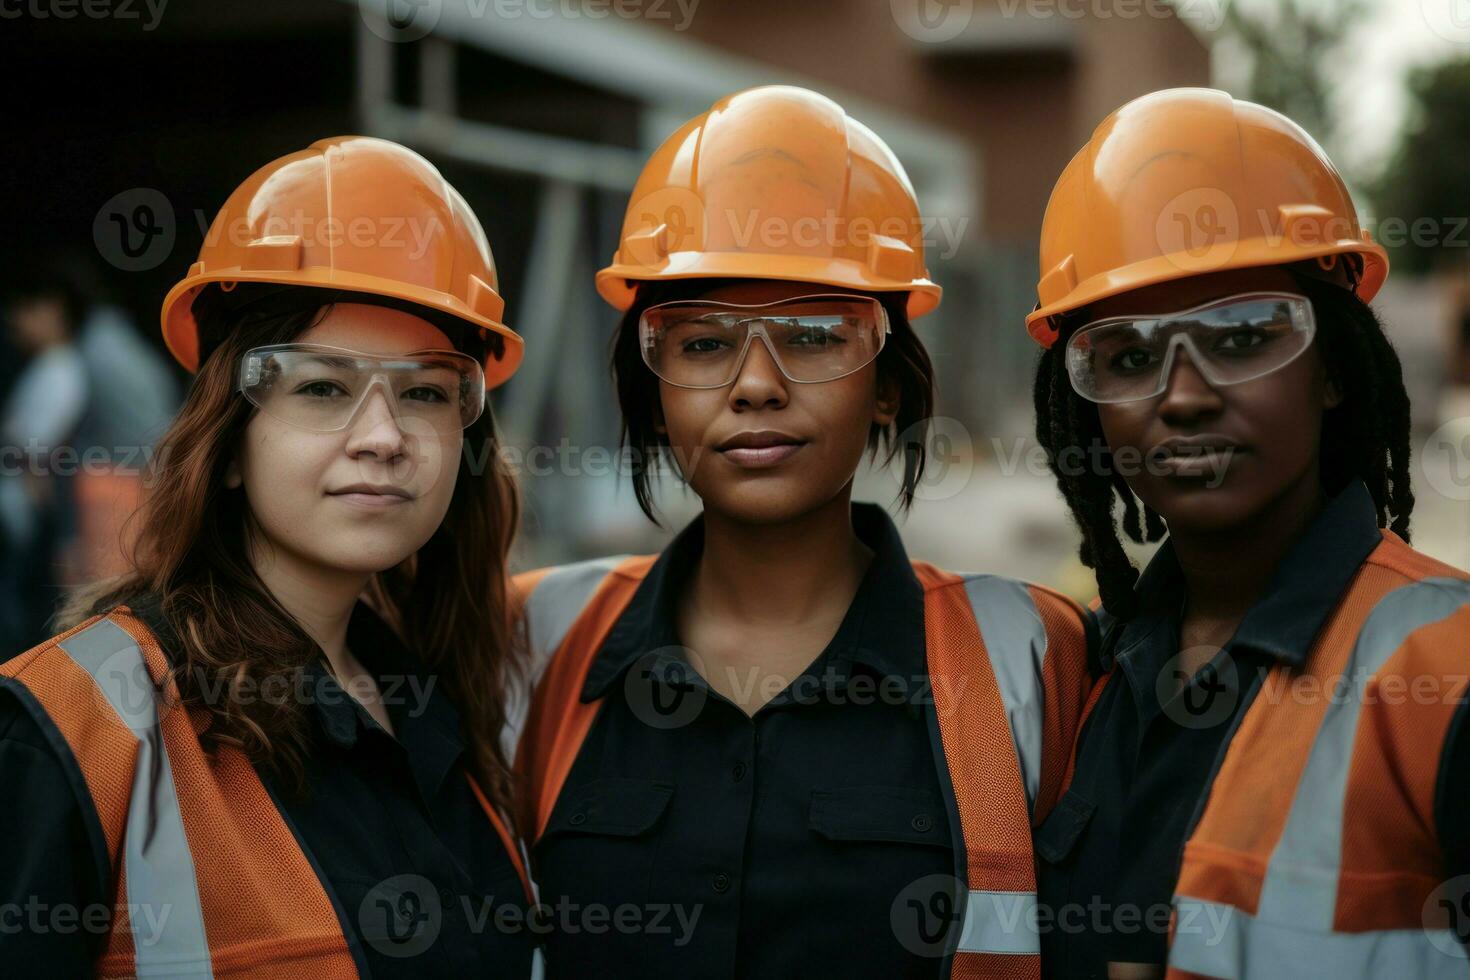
[1372,59,1470,275]
[1217,0,1366,156]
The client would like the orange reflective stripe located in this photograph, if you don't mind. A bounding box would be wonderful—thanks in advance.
[516,556,1094,979]
[514,556,655,841]
[1167,532,1470,977]
[913,562,1041,973]
[468,773,534,905]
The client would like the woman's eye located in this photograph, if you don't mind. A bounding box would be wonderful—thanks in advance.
[788,329,844,347]
[682,337,730,354]
[297,379,349,398]
[403,385,449,403]
[1109,348,1156,372]
[1214,329,1267,352]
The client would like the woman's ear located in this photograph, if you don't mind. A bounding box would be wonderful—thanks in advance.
[224,455,243,489]
[1323,371,1344,410]
[651,399,668,436]
[873,373,901,427]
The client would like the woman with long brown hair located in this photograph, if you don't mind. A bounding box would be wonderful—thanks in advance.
[0,137,538,977]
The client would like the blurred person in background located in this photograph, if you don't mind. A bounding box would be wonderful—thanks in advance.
[510,86,1095,980]
[1,264,89,650]
[0,137,540,978]
[1029,89,1470,978]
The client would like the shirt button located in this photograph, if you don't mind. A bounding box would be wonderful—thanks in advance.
[569,811,588,826]
[732,761,747,782]
[712,872,731,893]
[911,813,933,832]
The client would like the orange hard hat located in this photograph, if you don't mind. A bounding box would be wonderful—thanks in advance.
[1026,88,1388,348]
[596,85,943,319]
[160,136,524,387]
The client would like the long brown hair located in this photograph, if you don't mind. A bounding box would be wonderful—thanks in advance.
[63,285,525,812]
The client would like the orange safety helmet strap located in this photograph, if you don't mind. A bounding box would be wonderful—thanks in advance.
[161,136,525,387]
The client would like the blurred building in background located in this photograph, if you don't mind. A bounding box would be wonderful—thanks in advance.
[3,0,1467,635]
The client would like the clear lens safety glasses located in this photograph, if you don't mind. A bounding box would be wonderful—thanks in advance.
[1065,292,1316,404]
[639,293,890,389]
[239,344,486,433]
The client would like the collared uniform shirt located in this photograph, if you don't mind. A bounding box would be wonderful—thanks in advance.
[532,503,956,979]
[0,594,537,978]
[1036,480,1470,978]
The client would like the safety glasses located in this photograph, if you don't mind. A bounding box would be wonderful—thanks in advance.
[238,344,485,433]
[639,293,889,389]
[1065,292,1316,404]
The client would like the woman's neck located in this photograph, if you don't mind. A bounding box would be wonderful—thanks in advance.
[246,532,370,674]
[1168,472,1328,635]
[677,487,873,713]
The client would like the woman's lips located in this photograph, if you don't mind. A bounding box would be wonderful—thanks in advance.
[328,491,412,508]
[719,443,804,468]
[1150,443,1246,479]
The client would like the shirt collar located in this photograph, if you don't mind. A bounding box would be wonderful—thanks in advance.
[121,592,467,798]
[1100,478,1384,674]
[581,502,928,703]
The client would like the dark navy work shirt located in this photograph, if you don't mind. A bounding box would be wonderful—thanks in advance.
[1036,480,1470,978]
[0,594,537,978]
[533,503,957,979]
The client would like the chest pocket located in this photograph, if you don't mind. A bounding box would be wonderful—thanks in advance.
[543,777,674,840]
[809,786,953,849]
[1034,787,1096,865]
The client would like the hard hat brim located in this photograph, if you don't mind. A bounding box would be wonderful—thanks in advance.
[595,251,942,321]
[161,268,525,388]
[1025,238,1389,348]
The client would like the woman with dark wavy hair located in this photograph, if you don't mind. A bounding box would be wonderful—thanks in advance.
[0,137,538,978]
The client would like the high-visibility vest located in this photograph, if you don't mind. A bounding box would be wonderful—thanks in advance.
[0,607,533,979]
[510,555,1095,979]
[1059,531,1470,979]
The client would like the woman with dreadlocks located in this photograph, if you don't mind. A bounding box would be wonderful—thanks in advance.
[1027,89,1470,979]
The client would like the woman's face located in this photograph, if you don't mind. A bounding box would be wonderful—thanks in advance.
[1086,267,1340,533]
[654,280,897,525]
[229,303,464,575]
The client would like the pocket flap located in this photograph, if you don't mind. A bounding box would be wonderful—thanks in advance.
[809,786,952,848]
[1035,788,1095,864]
[545,777,674,838]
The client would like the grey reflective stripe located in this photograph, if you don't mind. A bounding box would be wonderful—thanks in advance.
[1256,576,1470,927]
[502,556,632,759]
[1170,898,1470,978]
[959,575,1047,809]
[956,889,1040,955]
[56,618,213,979]
[1170,577,1470,978]
[524,556,631,671]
